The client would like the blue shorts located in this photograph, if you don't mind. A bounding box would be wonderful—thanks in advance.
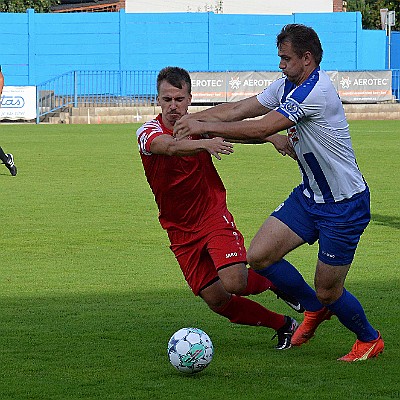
[271,185,371,266]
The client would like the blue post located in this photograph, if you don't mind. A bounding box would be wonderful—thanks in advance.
[119,9,127,72]
[355,11,363,71]
[27,9,35,86]
[119,9,127,97]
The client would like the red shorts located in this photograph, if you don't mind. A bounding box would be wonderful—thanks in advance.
[168,211,247,295]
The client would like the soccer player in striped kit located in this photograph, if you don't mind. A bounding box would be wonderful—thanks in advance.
[174,25,384,362]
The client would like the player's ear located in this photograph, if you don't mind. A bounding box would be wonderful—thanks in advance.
[303,51,313,66]
[188,94,192,106]
[156,95,160,106]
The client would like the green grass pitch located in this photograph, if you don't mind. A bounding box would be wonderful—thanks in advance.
[0,120,398,399]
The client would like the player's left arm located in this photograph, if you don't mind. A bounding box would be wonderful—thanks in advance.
[220,133,296,160]
[267,133,297,159]
[150,134,233,160]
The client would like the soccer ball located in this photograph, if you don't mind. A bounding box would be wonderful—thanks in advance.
[167,327,214,374]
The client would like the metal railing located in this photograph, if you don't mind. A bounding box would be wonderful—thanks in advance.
[36,69,400,123]
[36,70,158,123]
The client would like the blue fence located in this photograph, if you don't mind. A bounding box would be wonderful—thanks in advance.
[36,70,158,123]
[0,9,396,87]
[36,69,400,123]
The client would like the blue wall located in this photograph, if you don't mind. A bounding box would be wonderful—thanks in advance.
[124,12,210,71]
[0,9,394,86]
[390,31,400,69]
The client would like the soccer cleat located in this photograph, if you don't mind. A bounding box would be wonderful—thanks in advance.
[271,287,305,313]
[337,332,384,362]
[272,316,299,350]
[4,153,17,176]
[291,307,333,346]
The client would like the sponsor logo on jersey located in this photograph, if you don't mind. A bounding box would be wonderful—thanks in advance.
[282,98,299,115]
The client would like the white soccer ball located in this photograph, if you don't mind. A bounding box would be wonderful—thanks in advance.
[167,327,214,374]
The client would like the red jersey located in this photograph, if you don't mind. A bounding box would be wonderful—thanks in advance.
[136,114,228,232]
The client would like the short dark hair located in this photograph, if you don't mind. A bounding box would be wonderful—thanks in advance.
[157,66,192,94]
[277,24,323,65]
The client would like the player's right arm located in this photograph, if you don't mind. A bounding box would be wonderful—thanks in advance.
[183,95,270,123]
[174,96,296,159]
[150,134,233,160]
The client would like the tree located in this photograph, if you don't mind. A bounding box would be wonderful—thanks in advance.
[346,0,399,30]
[0,0,59,13]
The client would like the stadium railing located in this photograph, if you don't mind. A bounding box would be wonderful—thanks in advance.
[36,70,158,123]
[36,69,400,124]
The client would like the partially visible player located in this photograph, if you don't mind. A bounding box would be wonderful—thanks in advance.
[174,25,383,362]
[0,66,17,176]
[136,66,302,350]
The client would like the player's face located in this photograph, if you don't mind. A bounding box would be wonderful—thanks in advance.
[157,80,192,129]
[278,41,307,86]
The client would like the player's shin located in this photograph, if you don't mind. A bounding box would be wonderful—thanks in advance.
[240,268,273,296]
[326,288,378,342]
[214,294,285,330]
[256,259,323,311]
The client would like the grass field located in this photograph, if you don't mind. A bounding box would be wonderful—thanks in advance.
[0,120,399,399]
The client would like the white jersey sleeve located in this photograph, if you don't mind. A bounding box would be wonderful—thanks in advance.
[256,78,284,110]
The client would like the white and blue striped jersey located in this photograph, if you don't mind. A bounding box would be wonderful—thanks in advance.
[257,67,366,204]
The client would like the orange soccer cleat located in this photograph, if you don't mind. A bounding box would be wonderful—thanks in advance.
[291,307,333,346]
[337,332,384,362]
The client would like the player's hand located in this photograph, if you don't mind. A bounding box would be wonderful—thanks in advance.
[205,137,234,160]
[174,115,205,139]
[268,134,297,160]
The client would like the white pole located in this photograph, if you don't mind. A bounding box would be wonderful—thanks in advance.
[388,21,391,70]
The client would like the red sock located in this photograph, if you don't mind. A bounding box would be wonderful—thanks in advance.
[241,268,276,296]
[215,295,285,330]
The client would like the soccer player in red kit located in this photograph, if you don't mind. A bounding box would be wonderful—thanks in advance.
[136,66,301,349]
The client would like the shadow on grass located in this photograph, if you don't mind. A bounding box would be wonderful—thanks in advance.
[0,290,212,400]
[0,288,398,400]
[371,213,400,230]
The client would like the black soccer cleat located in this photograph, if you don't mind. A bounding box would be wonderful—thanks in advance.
[272,287,305,313]
[5,153,17,176]
[272,316,299,350]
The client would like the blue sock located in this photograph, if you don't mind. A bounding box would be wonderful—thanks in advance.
[256,259,323,312]
[326,288,378,342]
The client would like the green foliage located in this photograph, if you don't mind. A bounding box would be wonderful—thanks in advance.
[0,0,59,13]
[347,0,399,30]
[0,121,398,399]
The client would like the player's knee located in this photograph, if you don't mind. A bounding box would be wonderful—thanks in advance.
[205,296,231,312]
[222,277,247,295]
[199,285,232,311]
[247,248,274,270]
[218,264,248,294]
[247,249,261,269]
[316,287,341,305]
